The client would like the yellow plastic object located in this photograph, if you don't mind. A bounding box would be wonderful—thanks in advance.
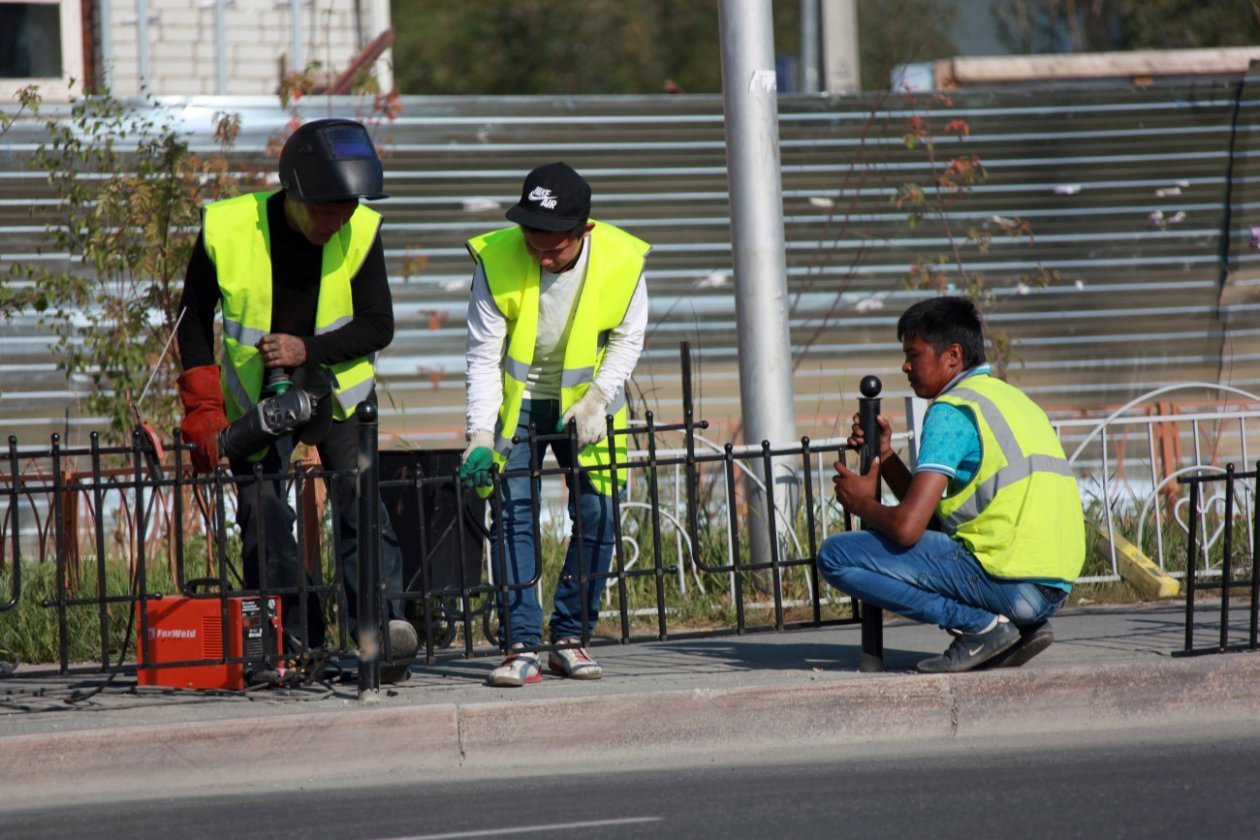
[1096,526,1180,598]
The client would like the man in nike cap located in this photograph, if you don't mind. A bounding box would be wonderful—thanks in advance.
[460,162,651,687]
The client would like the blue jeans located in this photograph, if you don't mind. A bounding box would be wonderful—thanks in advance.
[492,399,619,647]
[816,529,1065,634]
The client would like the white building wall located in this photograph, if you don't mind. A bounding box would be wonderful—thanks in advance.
[102,0,392,97]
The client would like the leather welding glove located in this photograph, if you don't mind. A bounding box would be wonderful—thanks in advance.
[458,428,496,489]
[178,365,228,473]
[558,385,612,449]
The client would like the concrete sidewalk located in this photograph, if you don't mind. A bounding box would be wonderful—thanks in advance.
[3,602,1259,804]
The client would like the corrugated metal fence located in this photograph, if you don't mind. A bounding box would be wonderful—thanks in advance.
[1,82,1258,451]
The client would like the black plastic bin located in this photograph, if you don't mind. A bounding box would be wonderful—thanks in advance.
[378,449,487,646]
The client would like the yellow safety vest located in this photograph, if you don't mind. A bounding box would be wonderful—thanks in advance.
[203,191,381,445]
[935,374,1085,583]
[466,221,650,496]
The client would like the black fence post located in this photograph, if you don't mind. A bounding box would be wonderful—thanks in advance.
[680,342,704,601]
[1221,463,1235,652]
[2,437,19,615]
[1251,462,1259,651]
[357,401,382,700]
[1184,478,1200,654]
[726,443,746,634]
[858,375,884,673]
[645,410,669,640]
[89,433,110,670]
[51,433,69,674]
[761,440,784,631]
[801,435,821,626]
[605,399,631,645]
[132,426,152,666]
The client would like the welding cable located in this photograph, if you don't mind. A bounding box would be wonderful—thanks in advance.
[192,483,244,588]
[64,561,141,706]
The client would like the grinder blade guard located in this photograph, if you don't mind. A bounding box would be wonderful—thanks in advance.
[218,371,315,461]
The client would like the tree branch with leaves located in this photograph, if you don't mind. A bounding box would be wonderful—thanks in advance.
[1,87,250,439]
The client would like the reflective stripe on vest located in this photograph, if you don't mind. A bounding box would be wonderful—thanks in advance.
[467,221,650,496]
[204,191,381,434]
[935,375,1085,583]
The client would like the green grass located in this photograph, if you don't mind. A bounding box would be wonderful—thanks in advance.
[1085,498,1255,580]
[0,557,176,665]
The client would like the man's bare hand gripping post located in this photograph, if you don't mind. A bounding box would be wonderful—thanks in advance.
[832,411,945,549]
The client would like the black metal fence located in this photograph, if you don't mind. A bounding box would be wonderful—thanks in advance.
[0,345,883,693]
[1180,464,1260,656]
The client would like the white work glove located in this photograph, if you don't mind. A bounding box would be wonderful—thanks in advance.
[559,386,612,449]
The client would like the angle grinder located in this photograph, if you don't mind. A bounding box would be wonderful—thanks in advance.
[217,368,315,461]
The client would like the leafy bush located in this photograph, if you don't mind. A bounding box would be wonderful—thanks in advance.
[1,86,248,438]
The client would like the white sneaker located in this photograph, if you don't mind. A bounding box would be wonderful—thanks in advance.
[547,639,603,680]
[487,644,542,687]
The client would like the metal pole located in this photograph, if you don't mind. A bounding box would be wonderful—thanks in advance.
[820,0,860,93]
[857,375,884,672]
[719,0,800,575]
[215,0,227,94]
[290,0,305,73]
[1221,464,1234,652]
[801,0,820,94]
[98,0,113,91]
[357,401,381,702]
[372,0,395,92]
[137,0,150,92]
[1184,479,1200,654]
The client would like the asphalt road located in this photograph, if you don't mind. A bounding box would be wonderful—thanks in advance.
[6,721,1259,839]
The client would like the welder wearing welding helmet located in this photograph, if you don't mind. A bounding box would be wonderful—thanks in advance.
[174,118,416,680]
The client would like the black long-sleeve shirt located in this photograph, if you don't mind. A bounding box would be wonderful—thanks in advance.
[177,192,393,370]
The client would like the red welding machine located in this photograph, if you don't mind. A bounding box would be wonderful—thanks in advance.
[137,596,283,690]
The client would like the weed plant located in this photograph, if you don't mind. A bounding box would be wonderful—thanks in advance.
[1085,497,1256,581]
[0,557,175,665]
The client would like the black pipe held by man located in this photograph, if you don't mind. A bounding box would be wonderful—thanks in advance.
[856,374,885,673]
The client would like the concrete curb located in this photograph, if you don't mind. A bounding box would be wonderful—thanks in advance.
[5,652,1259,803]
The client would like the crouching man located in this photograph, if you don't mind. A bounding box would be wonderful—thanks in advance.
[819,296,1085,672]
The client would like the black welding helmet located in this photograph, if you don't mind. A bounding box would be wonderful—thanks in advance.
[278,119,388,202]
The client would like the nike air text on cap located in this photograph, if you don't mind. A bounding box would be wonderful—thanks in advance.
[505,162,592,232]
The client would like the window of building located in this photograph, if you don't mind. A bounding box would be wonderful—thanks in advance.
[0,0,83,101]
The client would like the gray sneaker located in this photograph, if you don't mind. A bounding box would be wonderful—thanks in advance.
[381,619,419,685]
[917,617,1020,673]
[979,621,1054,669]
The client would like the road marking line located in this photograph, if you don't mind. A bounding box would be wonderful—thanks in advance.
[391,816,664,839]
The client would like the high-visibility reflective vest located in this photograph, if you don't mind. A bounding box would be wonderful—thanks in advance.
[203,191,380,440]
[935,374,1085,583]
[466,221,650,496]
